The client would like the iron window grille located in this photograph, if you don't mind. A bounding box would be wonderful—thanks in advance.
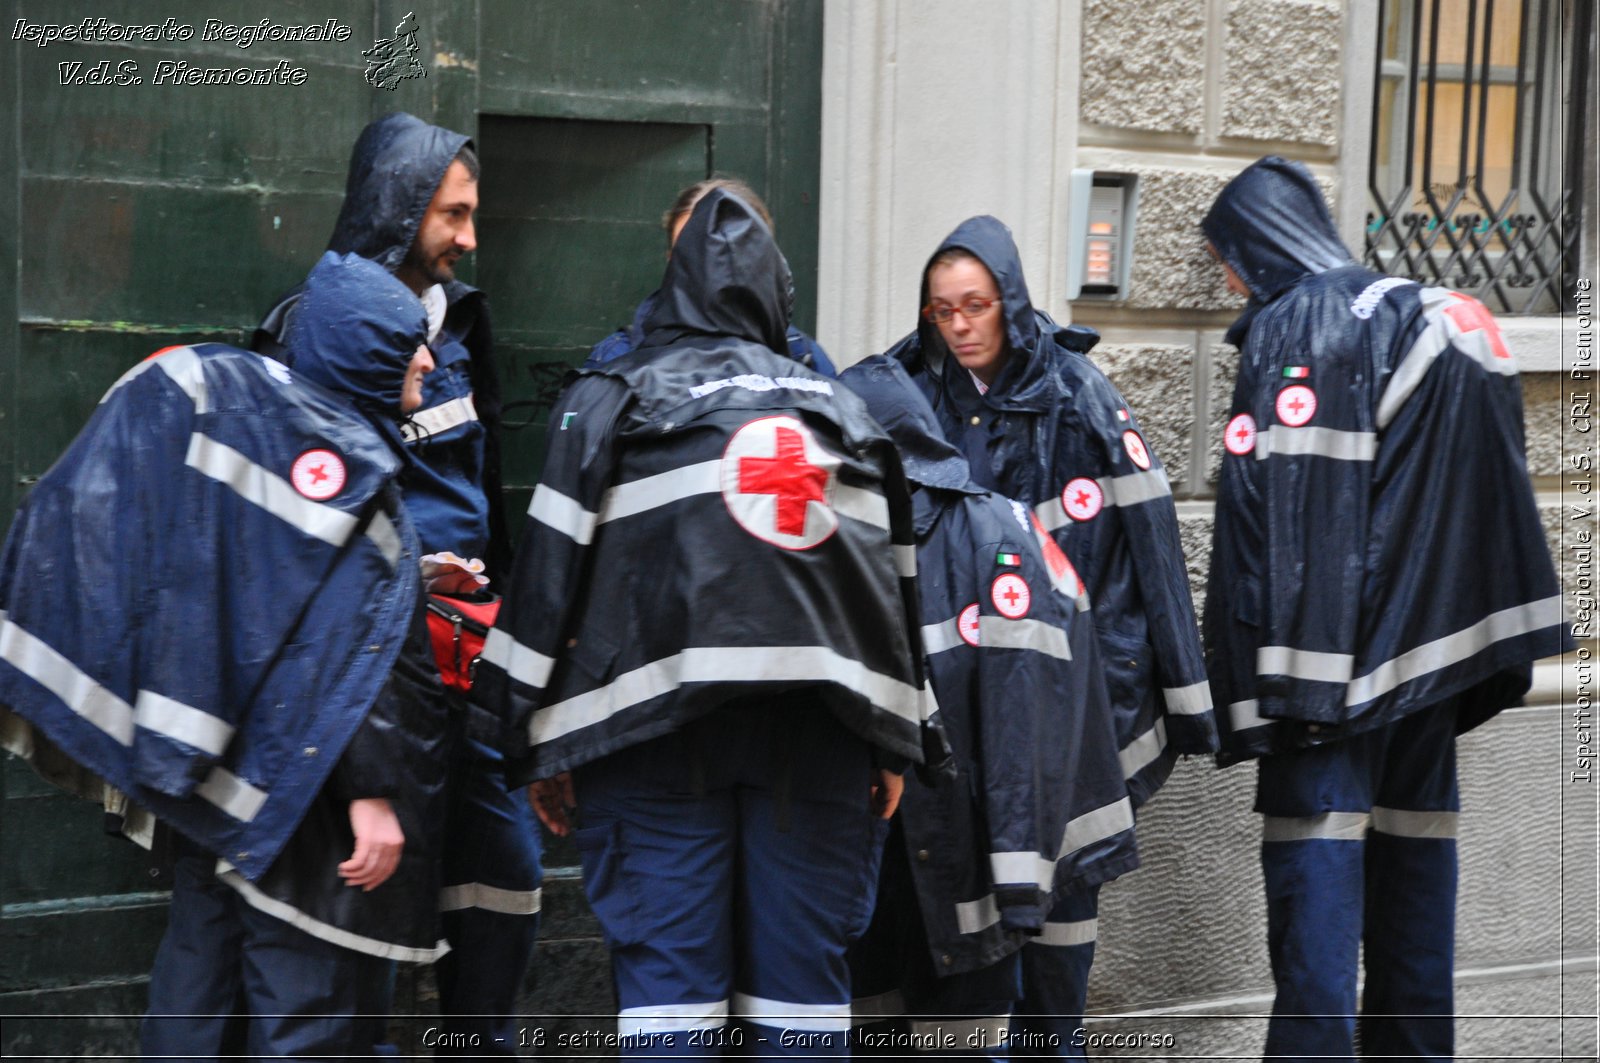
[1366,0,1592,314]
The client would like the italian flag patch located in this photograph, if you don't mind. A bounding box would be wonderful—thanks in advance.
[1282,366,1311,379]
[996,551,1022,567]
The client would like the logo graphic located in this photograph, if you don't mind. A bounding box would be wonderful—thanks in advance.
[1122,430,1151,470]
[364,11,426,91]
[1029,511,1085,600]
[991,573,1032,619]
[1225,413,1257,456]
[958,603,982,646]
[1441,292,1511,360]
[291,449,346,501]
[1061,477,1104,522]
[721,416,841,550]
[1276,385,1317,427]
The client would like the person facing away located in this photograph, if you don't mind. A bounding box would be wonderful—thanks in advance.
[474,188,942,1059]
[585,176,838,377]
[0,250,450,1060]
[1201,154,1572,1061]
[888,214,1216,1056]
[252,110,541,1057]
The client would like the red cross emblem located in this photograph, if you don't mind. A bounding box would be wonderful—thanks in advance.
[720,416,840,549]
[290,449,346,501]
[1061,477,1104,522]
[958,603,982,646]
[1122,430,1151,470]
[1442,292,1510,360]
[991,573,1031,619]
[1275,385,1317,427]
[1225,413,1257,456]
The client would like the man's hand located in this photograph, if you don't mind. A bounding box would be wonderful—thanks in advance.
[338,797,405,891]
[870,768,904,820]
[529,773,576,836]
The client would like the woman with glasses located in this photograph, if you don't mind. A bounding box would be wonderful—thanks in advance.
[887,215,1218,1057]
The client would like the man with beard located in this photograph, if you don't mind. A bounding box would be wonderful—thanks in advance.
[254,112,538,1056]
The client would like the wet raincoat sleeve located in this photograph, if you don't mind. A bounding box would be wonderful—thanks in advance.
[471,375,634,771]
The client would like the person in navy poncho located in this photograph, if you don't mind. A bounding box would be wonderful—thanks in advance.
[0,252,450,1059]
[1202,156,1572,1061]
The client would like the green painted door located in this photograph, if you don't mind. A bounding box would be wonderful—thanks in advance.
[0,0,822,1052]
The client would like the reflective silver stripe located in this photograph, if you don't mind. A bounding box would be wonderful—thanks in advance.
[1036,917,1098,948]
[833,483,891,531]
[1228,699,1273,732]
[618,1000,729,1036]
[989,851,1054,891]
[894,543,918,579]
[1257,645,1354,684]
[955,893,1001,935]
[365,510,403,569]
[733,993,852,1032]
[1379,286,1518,428]
[851,989,906,1025]
[1256,425,1377,462]
[600,460,720,524]
[185,433,359,547]
[1162,680,1213,716]
[479,628,555,690]
[194,767,268,822]
[154,346,207,410]
[919,683,941,724]
[529,647,923,747]
[1059,797,1134,858]
[1346,595,1567,708]
[400,395,478,443]
[1262,811,1370,842]
[1033,496,1069,533]
[0,611,135,745]
[134,691,233,756]
[218,863,448,963]
[527,484,598,545]
[921,617,964,657]
[1102,468,1172,506]
[1370,806,1458,839]
[1119,717,1167,780]
[439,882,543,915]
[909,1016,1011,1044]
[980,617,1072,661]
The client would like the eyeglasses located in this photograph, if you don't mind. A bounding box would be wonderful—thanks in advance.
[922,296,999,324]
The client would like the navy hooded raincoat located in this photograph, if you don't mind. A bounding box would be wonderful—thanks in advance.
[891,217,1217,807]
[1200,156,1572,762]
[0,252,451,959]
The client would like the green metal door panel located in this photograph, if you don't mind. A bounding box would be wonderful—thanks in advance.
[480,0,772,119]
[0,792,158,905]
[1,898,168,991]
[23,180,343,327]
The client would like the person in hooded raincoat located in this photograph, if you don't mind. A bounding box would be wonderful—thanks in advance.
[585,177,837,377]
[253,112,540,1055]
[1201,156,1572,1061]
[839,356,1137,1057]
[890,216,1216,1053]
[474,189,940,1058]
[0,251,450,1059]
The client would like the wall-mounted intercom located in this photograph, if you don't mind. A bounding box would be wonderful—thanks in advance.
[1067,170,1139,300]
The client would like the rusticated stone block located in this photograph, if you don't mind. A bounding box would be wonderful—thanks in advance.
[1080,0,1205,135]
[1522,372,1565,478]
[1125,168,1244,311]
[1205,342,1242,485]
[1092,343,1196,488]
[1222,0,1342,145]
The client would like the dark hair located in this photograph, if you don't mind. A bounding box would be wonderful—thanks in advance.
[927,247,983,273]
[663,177,773,238]
[453,143,480,180]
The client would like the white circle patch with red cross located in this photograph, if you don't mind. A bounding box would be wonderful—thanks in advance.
[291,449,346,501]
[958,603,981,646]
[720,415,841,550]
[991,573,1032,619]
[1061,477,1104,522]
[1224,413,1257,456]
[1122,430,1151,470]
[1276,385,1318,427]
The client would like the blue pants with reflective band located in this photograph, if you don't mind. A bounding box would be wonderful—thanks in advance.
[1009,887,1098,1058]
[1256,699,1460,1063]
[433,736,544,1056]
[141,838,392,1061]
[574,700,883,1058]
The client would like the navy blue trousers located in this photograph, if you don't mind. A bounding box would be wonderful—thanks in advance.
[1009,887,1099,1058]
[1256,700,1461,1063]
[574,700,884,1058]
